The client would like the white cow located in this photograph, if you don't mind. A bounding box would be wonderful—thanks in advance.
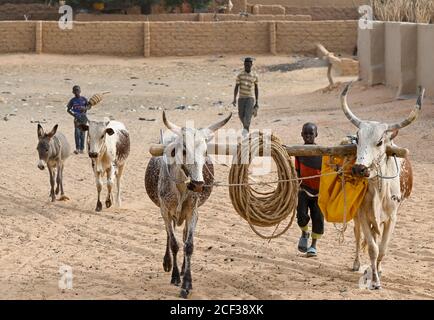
[340,83,423,289]
[79,120,130,212]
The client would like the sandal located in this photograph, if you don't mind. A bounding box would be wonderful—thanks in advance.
[298,233,310,253]
[306,246,317,257]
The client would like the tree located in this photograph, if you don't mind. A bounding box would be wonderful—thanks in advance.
[164,0,183,11]
[65,0,117,9]
[164,0,211,12]
[186,0,211,12]
[130,0,161,14]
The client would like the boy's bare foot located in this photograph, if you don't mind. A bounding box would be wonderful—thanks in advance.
[73,150,79,154]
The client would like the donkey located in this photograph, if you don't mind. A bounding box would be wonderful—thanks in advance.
[36,124,71,202]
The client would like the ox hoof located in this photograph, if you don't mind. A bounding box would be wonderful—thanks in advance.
[105,198,112,209]
[171,276,181,287]
[179,289,190,299]
[163,257,172,273]
[369,283,382,290]
[96,201,102,212]
[352,261,360,272]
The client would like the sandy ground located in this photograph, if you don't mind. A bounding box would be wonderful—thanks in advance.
[0,54,433,300]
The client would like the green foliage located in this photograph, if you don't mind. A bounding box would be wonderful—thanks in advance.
[130,0,160,5]
[164,0,212,12]
[65,0,114,9]
[164,0,183,9]
[187,0,211,11]
[65,0,160,9]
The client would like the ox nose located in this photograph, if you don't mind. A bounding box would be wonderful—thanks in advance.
[88,152,98,158]
[187,180,204,193]
[352,164,370,178]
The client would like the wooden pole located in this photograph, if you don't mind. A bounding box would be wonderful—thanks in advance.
[148,143,409,158]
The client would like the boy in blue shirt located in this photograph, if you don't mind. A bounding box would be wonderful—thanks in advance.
[66,85,91,154]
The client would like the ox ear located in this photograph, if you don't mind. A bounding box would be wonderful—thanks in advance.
[47,124,58,139]
[105,128,115,136]
[388,129,399,141]
[37,124,44,139]
[79,124,89,132]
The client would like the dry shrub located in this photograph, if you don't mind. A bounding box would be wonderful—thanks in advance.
[371,0,433,23]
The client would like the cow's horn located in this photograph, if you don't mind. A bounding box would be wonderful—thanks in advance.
[162,111,182,135]
[387,87,424,131]
[340,82,362,128]
[206,112,232,133]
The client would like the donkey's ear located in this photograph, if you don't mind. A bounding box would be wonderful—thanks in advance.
[47,124,58,138]
[37,124,44,139]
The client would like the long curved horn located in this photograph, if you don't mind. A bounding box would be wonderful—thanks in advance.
[340,82,362,128]
[162,111,182,135]
[206,112,232,133]
[387,87,424,131]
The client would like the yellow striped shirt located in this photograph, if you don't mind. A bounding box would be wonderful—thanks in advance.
[236,70,258,98]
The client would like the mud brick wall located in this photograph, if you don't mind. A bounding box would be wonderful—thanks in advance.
[41,22,144,56]
[276,20,358,55]
[0,3,59,21]
[76,13,311,22]
[0,20,357,56]
[199,13,311,21]
[0,21,35,52]
[150,21,270,56]
[284,6,359,20]
[247,0,367,7]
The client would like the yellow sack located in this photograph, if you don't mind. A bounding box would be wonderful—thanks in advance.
[318,156,368,223]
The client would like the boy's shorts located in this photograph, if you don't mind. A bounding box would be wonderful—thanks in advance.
[74,114,88,126]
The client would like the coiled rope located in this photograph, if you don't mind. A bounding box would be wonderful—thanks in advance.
[228,134,299,240]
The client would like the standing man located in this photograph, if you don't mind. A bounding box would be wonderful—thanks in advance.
[66,85,91,154]
[232,57,259,134]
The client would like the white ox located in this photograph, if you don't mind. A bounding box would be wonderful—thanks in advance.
[341,83,423,289]
[80,120,130,212]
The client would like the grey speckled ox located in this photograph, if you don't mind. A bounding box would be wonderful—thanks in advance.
[145,111,231,299]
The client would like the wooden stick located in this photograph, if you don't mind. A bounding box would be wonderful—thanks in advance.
[316,43,342,65]
[284,144,408,158]
[149,143,409,158]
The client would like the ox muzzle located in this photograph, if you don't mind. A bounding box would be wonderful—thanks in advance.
[88,152,99,159]
[187,180,204,193]
[352,164,370,178]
